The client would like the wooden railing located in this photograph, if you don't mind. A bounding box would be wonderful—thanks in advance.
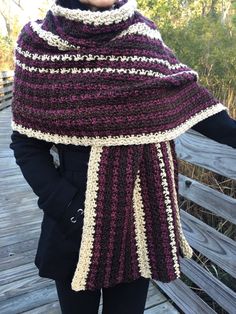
[0,71,14,111]
[4,69,236,313]
[154,129,236,314]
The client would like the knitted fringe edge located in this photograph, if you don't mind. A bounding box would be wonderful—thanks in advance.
[155,142,181,277]
[70,141,185,292]
[71,146,103,292]
[11,103,228,147]
[133,170,152,277]
[166,141,193,258]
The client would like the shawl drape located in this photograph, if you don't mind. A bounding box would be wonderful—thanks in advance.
[11,0,227,291]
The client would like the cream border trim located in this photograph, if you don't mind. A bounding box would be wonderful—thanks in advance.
[28,21,175,53]
[11,103,227,147]
[51,0,137,26]
[133,171,152,277]
[15,59,198,78]
[71,145,103,291]
[166,142,193,258]
[15,44,188,70]
[155,142,180,277]
[111,22,168,49]
[30,21,80,51]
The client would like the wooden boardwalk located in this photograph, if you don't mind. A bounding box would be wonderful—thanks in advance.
[0,106,179,313]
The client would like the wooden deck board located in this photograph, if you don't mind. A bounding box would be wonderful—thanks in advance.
[0,106,179,313]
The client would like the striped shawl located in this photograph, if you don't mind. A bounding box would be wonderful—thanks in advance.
[11,0,227,291]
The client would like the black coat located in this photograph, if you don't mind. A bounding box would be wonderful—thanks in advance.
[9,110,236,281]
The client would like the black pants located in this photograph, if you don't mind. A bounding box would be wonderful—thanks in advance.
[55,277,150,314]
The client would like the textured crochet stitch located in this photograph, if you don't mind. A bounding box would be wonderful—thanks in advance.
[11,0,228,292]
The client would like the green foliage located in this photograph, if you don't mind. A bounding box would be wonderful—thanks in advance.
[137,0,182,28]
[160,16,236,92]
[137,0,236,104]
[0,35,14,71]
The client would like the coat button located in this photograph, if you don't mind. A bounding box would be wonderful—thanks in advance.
[77,208,84,215]
[70,216,77,223]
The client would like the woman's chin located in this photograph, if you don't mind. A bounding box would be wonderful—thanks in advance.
[79,0,117,9]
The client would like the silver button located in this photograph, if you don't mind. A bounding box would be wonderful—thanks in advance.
[70,216,77,223]
[77,208,84,215]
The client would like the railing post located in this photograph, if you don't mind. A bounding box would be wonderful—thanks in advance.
[0,70,14,110]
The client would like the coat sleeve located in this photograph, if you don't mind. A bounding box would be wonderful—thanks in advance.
[9,130,84,235]
[191,110,236,149]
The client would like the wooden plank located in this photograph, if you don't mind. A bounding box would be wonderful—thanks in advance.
[0,284,58,314]
[0,107,12,117]
[20,281,172,314]
[0,150,14,158]
[0,273,54,302]
[0,262,38,286]
[144,281,167,307]
[0,221,41,238]
[0,238,38,258]
[0,185,35,199]
[0,277,173,314]
[0,249,35,271]
[0,71,14,80]
[181,210,236,278]
[0,92,13,102]
[0,99,12,110]
[181,258,236,314]
[0,157,22,169]
[0,230,40,248]
[0,82,13,90]
[155,279,216,314]
[0,197,37,211]
[0,207,41,226]
[21,301,60,314]
[175,129,236,180]
[179,174,236,224]
[0,197,38,212]
[0,85,13,95]
[144,301,179,313]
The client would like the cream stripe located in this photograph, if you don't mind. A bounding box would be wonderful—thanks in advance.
[155,142,180,277]
[29,20,174,52]
[15,44,188,70]
[30,21,80,51]
[50,0,137,26]
[166,142,193,258]
[71,145,103,291]
[11,103,227,147]
[111,22,167,49]
[15,59,198,79]
[133,171,152,277]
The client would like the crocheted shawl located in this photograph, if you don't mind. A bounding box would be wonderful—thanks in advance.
[11,0,227,292]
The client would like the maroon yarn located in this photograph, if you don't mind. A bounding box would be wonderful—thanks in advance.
[11,0,227,291]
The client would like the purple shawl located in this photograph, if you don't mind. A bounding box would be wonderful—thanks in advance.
[11,0,227,291]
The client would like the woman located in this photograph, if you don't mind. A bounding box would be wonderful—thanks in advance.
[9,0,236,313]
